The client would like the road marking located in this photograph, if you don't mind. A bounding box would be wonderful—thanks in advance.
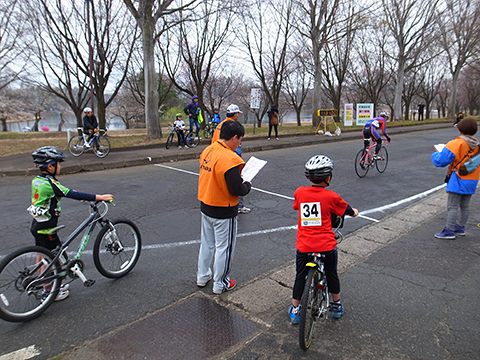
[0,346,40,360]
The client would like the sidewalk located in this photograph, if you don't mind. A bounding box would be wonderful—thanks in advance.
[0,122,453,177]
[57,182,480,359]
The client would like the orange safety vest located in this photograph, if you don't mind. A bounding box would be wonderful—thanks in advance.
[211,118,234,144]
[447,137,480,181]
[198,140,245,207]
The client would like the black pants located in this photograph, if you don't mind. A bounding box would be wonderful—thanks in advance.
[268,124,278,138]
[176,130,186,146]
[292,249,340,301]
[31,218,61,251]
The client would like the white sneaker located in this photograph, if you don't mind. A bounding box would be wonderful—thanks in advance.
[238,207,251,214]
[55,290,69,301]
[60,283,69,291]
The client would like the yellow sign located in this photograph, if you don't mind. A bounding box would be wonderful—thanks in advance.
[318,109,338,117]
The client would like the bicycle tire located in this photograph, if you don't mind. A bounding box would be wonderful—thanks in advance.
[93,219,142,278]
[203,125,211,139]
[354,149,369,178]
[375,145,389,173]
[68,135,85,157]
[166,133,174,149]
[299,267,319,350]
[0,246,61,322]
[185,131,200,148]
[93,135,111,158]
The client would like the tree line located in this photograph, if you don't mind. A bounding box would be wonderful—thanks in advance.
[1,0,479,137]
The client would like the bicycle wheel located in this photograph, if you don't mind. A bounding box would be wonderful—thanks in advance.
[185,131,200,148]
[93,219,142,278]
[203,125,211,139]
[165,133,174,149]
[68,135,85,157]
[299,268,319,350]
[375,145,389,173]
[354,149,369,178]
[93,135,110,158]
[0,246,61,322]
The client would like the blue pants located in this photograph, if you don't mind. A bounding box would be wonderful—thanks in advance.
[189,117,199,136]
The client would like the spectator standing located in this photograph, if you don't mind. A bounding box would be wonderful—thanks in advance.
[267,104,279,140]
[454,112,464,127]
[418,102,425,121]
[184,95,201,138]
[196,120,252,294]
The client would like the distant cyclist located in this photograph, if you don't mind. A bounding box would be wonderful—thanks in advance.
[362,111,391,159]
[82,107,98,146]
[210,107,221,127]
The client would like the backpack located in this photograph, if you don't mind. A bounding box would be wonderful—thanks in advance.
[458,146,480,175]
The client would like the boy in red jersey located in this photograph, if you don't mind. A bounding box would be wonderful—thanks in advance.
[289,155,358,323]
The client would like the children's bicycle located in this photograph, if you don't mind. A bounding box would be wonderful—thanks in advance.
[68,128,111,158]
[202,122,218,139]
[0,201,141,322]
[298,214,344,351]
[165,124,200,149]
[354,138,389,178]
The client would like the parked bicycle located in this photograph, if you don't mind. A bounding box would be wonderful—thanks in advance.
[68,128,111,158]
[0,201,141,322]
[202,122,218,140]
[354,138,389,178]
[165,124,200,149]
[298,214,344,350]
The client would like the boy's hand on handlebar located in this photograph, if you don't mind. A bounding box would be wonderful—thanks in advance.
[352,208,359,217]
[96,194,114,201]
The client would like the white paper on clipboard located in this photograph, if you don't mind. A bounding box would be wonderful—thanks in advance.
[241,156,267,182]
[434,143,445,152]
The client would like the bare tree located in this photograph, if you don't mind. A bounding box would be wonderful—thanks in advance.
[381,0,440,120]
[437,0,480,117]
[123,0,197,139]
[237,0,294,127]
[459,63,480,115]
[417,55,446,119]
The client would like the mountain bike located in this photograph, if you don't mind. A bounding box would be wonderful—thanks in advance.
[68,128,111,158]
[202,122,218,140]
[354,138,389,178]
[165,124,200,149]
[298,214,344,351]
[0,201,141,322]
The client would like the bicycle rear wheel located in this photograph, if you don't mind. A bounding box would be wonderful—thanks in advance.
[185,131,200,148]
[93,219,142,278]
[299,268,319,350]
[0,246,60,322]
[166,133,174,149]
[68,135,85,157]
[93,135,110,158]
[203,125,211,139]
[375,146,389,173]
[354,149,369,178]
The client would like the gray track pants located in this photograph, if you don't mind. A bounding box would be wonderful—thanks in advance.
[446,192,472,229]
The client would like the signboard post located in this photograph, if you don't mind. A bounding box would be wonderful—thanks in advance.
[315,109,340,136]
[356,103,374,126]
[250,88,261,110]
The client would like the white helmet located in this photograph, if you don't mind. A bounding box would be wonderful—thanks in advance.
[305,155,334,183]
[226,104,242,114]
[84,107,92,113]
[379,111,389,119]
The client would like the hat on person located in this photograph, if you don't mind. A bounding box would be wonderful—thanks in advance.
[84,107,92,113]
[226,104,243,114]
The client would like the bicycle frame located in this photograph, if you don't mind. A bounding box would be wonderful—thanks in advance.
[27,202,109,291]
[362,138,389,165]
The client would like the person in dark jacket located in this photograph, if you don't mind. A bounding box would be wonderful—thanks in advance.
[185,95,201,138]
[267,104,279,140]
[82,107,98,145]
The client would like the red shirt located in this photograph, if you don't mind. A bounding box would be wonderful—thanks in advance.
[293,186,348,253]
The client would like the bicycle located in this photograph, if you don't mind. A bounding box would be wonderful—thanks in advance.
[165,124,200,149]
[354,138,389,178]
[202,122,218,140]
[298,214,344,351]
[68,128,111,158]
[0,201,141,322]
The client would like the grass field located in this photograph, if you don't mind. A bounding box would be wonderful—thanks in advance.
[0,118,457,157]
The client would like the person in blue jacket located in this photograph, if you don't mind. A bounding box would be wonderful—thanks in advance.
[431,118,480,239]
[184,95,201,138]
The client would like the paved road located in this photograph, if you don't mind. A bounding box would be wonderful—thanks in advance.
[1,122,479,359]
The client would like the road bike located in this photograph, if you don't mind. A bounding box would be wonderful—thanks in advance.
[202,122,218,140]
[298,214,344,351]
[165,124,200,149]
[0,201,141,322]
[68,128,111,158]
[354,138,389,178]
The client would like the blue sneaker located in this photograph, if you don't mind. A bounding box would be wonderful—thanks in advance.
[330,302,344,318]
[454,224,465,236]
[434,227,455,239]
[288,305,300,324]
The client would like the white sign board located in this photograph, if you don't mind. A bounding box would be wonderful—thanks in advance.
[344,103,353,127]
[250,88,261,109]
[356,103,374,126]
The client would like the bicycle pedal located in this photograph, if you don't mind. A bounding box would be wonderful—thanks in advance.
[83,279,95,287]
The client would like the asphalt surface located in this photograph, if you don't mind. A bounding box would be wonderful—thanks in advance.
[2,121,479,359]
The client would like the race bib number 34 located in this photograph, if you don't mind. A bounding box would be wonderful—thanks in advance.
[301,202,322,226]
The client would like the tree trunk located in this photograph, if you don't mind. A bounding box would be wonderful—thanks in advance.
[1,117,7,132]
[312,60,323,128]
[448,69,461,117]
[393,61,405,121]
[296,107,302,126]
[58,113,65,131]
[143,20,161,139]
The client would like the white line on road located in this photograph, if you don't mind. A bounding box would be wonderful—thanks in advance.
[0,345,40,360]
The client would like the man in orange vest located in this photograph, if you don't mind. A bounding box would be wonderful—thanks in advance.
[197,120,252,294]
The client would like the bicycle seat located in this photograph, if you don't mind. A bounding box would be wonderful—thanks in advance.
[37,225,66,235]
